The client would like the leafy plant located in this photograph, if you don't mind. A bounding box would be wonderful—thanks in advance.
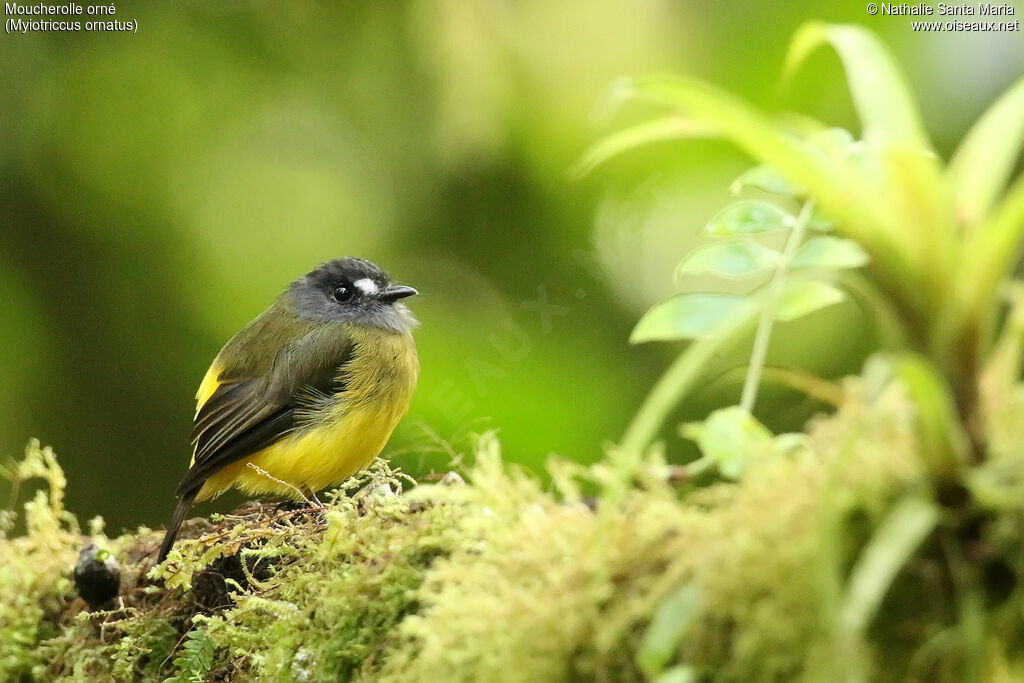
[165,627,217,683]
[580,22,1024,478]
[581,21,1024,681]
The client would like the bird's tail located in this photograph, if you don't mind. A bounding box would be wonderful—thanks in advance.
[157,492,197,563]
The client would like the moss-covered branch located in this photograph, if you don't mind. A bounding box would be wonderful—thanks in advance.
[4,355,1024,681]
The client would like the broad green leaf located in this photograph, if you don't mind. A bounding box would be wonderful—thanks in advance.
[881,141,956,234]
[637,585,700,676]
[808,133,884,194]
[838,495,938,636]
[676,239,780,278]
[730,165,800,196]
[976,284,1024,460]
[605,73,931,337]
[630,293,758,343]
[791,236,869,270]
[956,174,1024,330]
[949,77,1024,226]
[618,75,906,271]
[706,200,793,235]
[681,406,774,480]
[873,143,958,309]
[571,115,718,177]
[785,22,931,149]
[774,280,846,321]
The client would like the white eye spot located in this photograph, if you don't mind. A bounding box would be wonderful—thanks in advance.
[353,278,378,295]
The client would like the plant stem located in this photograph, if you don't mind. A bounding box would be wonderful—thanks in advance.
[740,200,816,412]
[699,364,845,406]
[619,312,759,459]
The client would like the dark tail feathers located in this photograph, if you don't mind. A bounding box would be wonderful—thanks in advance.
[157,492,197,562]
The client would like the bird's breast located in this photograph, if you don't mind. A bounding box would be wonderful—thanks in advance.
[330,327,419,414]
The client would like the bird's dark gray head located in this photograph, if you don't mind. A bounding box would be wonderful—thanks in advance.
[288,257,418,334]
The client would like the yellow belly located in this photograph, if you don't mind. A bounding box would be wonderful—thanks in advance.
[195,405,405,501]
[193,329,418,502]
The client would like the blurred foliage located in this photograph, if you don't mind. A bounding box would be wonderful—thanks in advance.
[0,2,1021,532]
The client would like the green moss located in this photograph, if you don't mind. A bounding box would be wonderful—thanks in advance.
[0,440,81,680]
[4,359,1024,681]
[194,470,466,680]
[375,372,926,683]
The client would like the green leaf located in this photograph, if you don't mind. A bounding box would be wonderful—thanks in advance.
[956,174,1024,334]
[785,22,931,149]
[838,495,938,636]
[706,200,793,235]
[676,239,780,278]
[774,280,846,321]
[681,406,774,480]
[730,165,801,196]
[791,236,869,270]
[637,585,700,676]
[949,77,1024,226]
[571,115,718,177]
[616,75,904,274]
[630,293,758,343]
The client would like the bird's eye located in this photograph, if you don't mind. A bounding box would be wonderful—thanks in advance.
[333,284,353,303]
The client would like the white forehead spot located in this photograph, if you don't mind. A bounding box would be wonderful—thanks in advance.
[353,278,378,295]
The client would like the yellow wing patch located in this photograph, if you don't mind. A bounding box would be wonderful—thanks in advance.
[195,362,223,416]
[190,361,223,467]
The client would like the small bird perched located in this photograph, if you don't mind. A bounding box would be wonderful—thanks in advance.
[157,257,419,562]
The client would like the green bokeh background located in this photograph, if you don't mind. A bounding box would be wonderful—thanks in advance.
[1,1,1020,531]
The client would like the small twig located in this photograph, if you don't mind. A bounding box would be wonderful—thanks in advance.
[4,465,21,514]
[245,463,322,508]
[741,199,816,413]
[393,468,418,489]
[413,422,464,468]
[191,506,325,548]
[238,552,267,591]
[161,628,195,671]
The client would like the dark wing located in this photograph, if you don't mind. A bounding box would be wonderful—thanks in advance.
[175,323,354,498]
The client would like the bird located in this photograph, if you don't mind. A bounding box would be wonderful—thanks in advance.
[157,257,419,562]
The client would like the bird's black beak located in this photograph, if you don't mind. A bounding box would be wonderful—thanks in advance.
[380,284,418,302]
